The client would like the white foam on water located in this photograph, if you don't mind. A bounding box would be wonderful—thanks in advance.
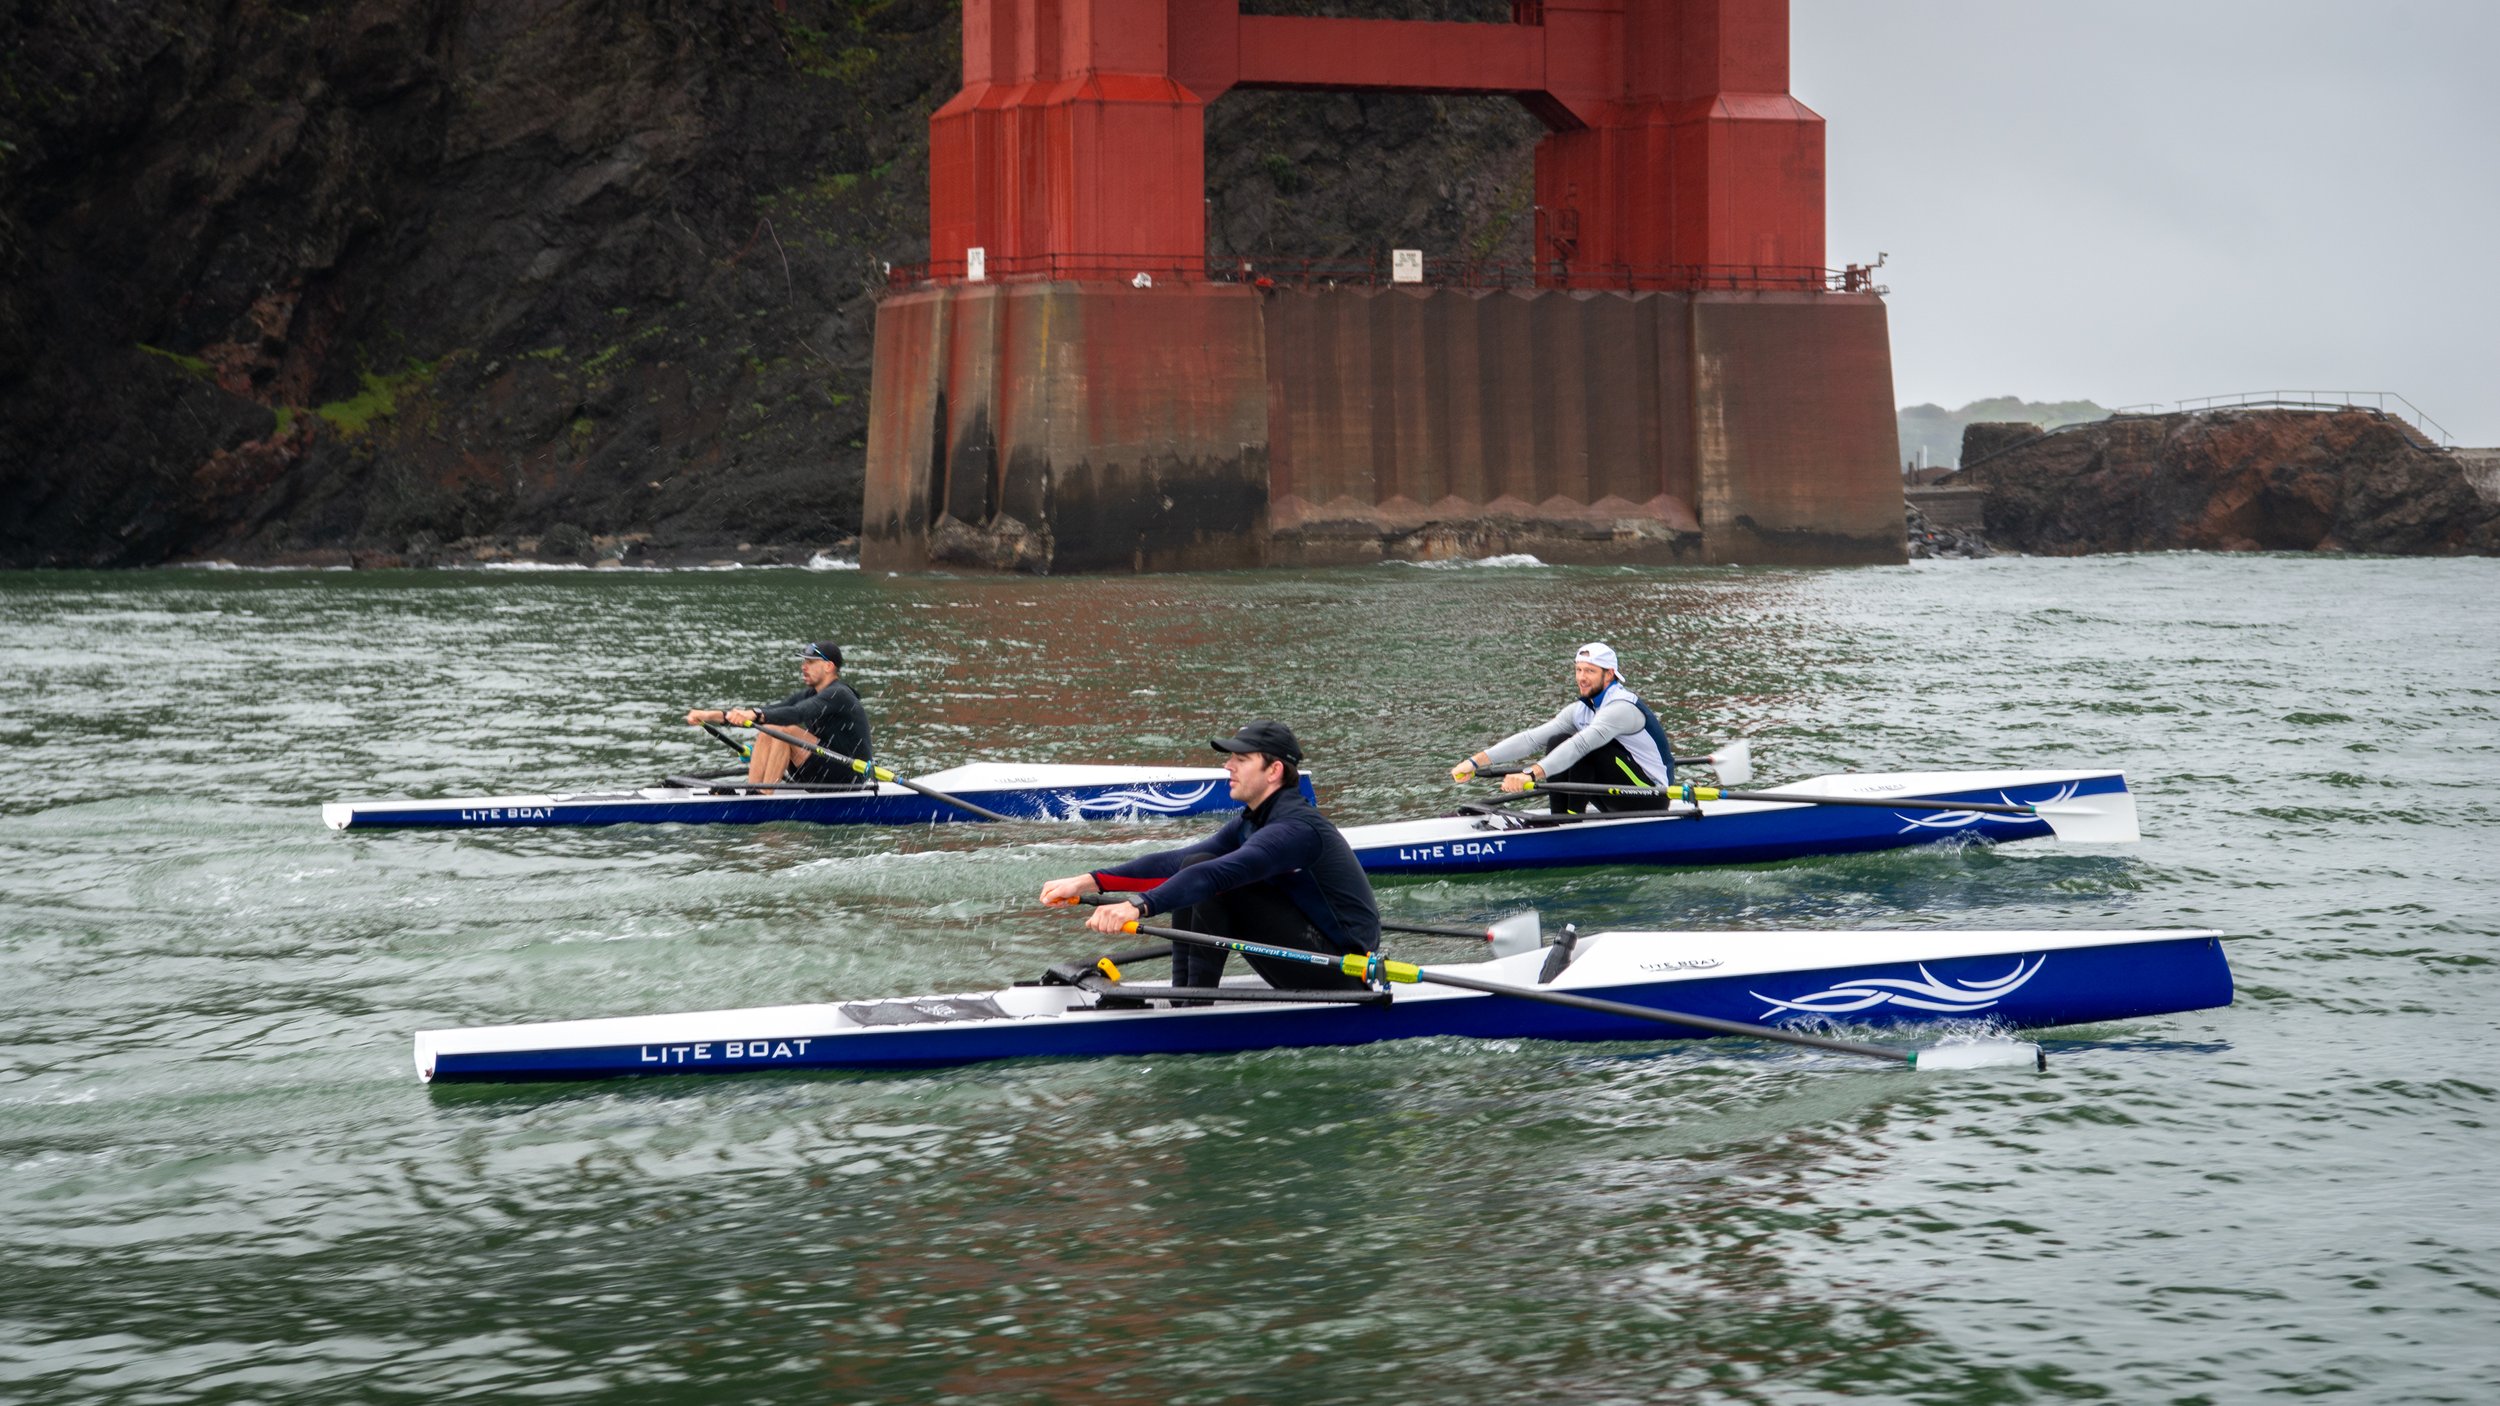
[1389,553,1548,570]
[806,553,862,571]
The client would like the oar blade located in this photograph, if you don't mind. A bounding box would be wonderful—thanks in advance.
[1910,1040,2047,1072]
[2032,790,2140,844]
[1485,911,1542,958]
[1707,739,1752,786]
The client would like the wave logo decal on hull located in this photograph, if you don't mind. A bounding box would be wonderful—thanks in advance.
[1068,781,1222,817]
[1752,955,2047,1016]
[1893,781,2080,835]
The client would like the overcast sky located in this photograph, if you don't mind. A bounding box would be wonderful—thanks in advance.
[1793,0,2500,445]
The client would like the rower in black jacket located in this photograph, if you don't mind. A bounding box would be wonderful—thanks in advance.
[683,640,871,787]
[1039,721,1380,996]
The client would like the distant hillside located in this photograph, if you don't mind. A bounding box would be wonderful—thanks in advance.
[1899,397,2110,469]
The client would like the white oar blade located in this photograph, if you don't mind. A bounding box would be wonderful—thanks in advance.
[1485,911,1543,958]
[1706,739,1752,786]
[1910,1041,2046,1073]
[2033,790,2140,844]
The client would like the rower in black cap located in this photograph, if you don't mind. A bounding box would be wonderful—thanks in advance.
[1039,721,1381,1000]
[683,640,873,789]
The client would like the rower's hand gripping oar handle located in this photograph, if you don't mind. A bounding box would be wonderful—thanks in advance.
[743,722,1017,823]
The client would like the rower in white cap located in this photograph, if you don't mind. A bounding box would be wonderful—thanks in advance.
[1447,642,1677,814]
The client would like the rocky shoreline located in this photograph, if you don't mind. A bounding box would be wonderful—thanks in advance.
[1936,408,2499,557]
[1905,497,1993,559]
[201,530,869,572]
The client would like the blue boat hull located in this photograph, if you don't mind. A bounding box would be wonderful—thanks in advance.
[418,929,2231,1083]
[1348,773,2131,875]
[329,771,1311,830]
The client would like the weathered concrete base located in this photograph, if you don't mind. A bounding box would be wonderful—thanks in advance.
[863,282,1902,572]
[862,282,1271,574]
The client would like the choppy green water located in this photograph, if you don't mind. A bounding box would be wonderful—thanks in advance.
[2,555,2495,1404]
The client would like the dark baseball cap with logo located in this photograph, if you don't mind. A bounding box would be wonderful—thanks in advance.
[1209,720,1302,766]
[799,641,843,666]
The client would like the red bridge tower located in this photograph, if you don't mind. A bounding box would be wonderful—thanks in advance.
[866,0,1904,570]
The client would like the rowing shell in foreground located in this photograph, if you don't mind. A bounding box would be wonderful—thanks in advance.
[325,764,1312,830]
[414,927,2230,1083]
[1345,769,2137,875]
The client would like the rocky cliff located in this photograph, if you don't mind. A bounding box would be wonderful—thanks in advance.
[1946,409,2500,556]
[0,0,1537,567]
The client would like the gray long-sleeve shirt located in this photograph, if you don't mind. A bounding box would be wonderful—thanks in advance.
[1485,683,1670,784]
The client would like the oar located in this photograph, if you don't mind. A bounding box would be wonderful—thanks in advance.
[1674,738,1752,785]
[1067,893,1545,959]
[1469,739,1752,787]
[701,722,753,759]
[1379,912,1544,958]
[1093,915,2044,1072]
[1493,777,2138,843]
[741,722,1015,823]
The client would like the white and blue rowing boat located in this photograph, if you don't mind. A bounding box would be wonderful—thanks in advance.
[413,926,2230,1082]
[326,763,1308,831]
[1345,768,2138,875]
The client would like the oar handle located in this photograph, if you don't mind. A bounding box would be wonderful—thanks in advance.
[747,723,1016,823]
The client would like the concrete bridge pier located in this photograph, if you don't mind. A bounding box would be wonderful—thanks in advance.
[863,281,1902,571]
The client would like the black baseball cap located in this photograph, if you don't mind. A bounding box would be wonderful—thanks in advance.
[1210,720,1302,765]
[800,641,843,666]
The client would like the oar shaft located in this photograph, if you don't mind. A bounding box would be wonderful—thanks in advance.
[1380,919,1499,940]
[1409,968,1909,1064]
[1117,918,1910,1065]
[1121,920,1372,978]
[746,723,1016,823]
[1082,895,1491,946]
[1518,778,2043,818]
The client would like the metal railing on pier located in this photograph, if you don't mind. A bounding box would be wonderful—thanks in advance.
[881,252,1886,297]
[2113,391,2452,447]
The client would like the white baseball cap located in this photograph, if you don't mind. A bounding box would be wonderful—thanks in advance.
[1573,642,1619,673]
